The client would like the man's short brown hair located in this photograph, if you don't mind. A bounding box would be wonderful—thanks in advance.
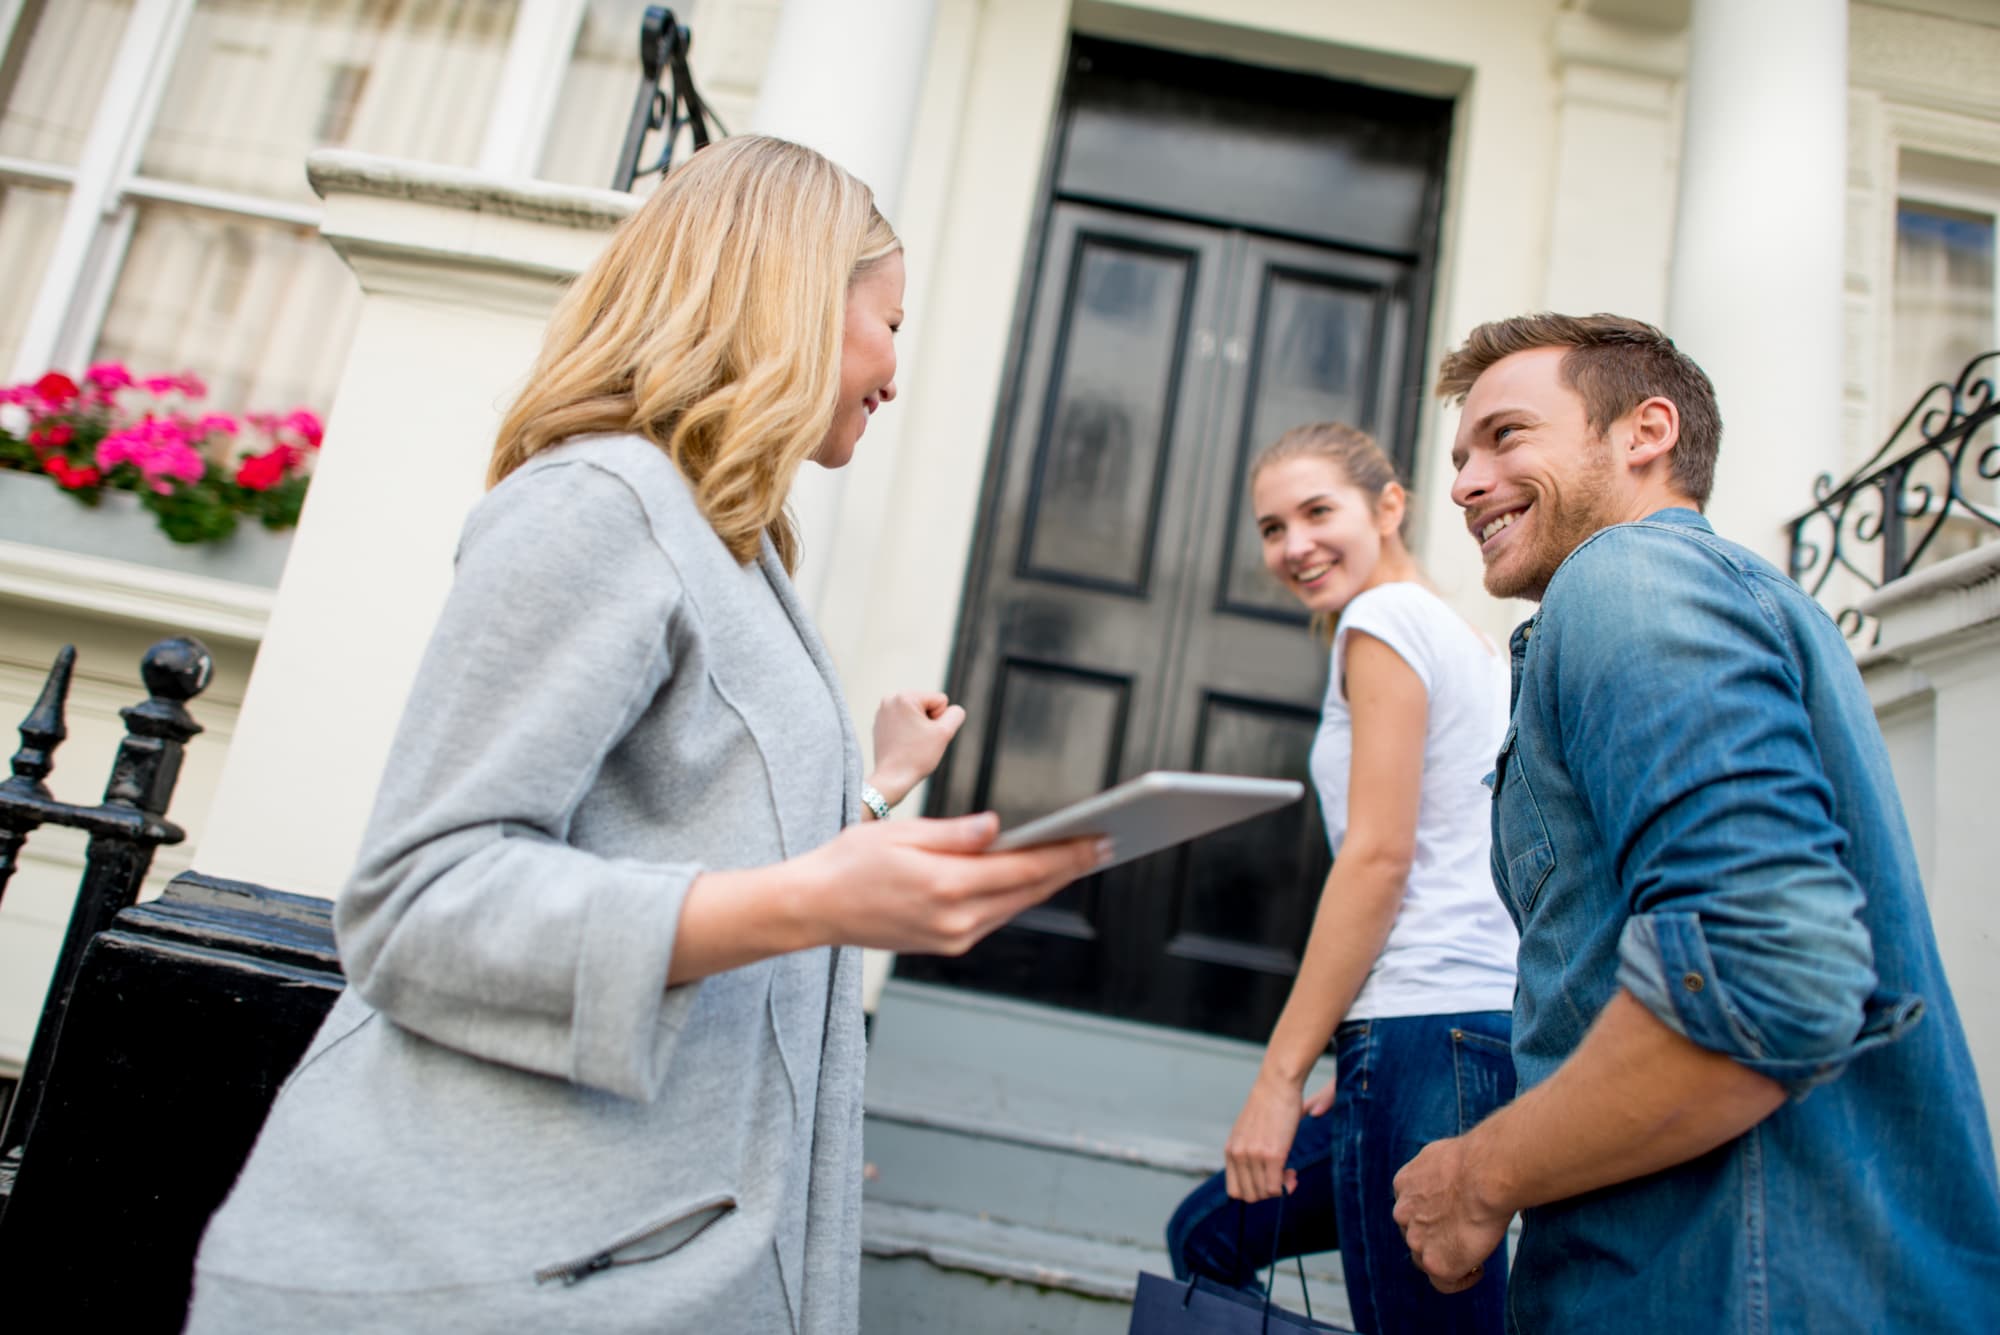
[1435,313,1722,506]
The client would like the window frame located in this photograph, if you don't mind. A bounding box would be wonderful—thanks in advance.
[1,0,593,384]
[1892,168,2000,386]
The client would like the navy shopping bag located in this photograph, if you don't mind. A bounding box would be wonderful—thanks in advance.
[1129,1195,1353,1334]
[1128,1271,1352,1334]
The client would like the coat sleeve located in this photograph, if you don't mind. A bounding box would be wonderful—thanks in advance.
[1541,526,1892,1098]
[332,457,704,1102]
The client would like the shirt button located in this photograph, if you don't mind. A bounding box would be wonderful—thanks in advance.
[1683,972,1705,993]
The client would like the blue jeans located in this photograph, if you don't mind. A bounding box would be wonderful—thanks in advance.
[1332,1011,1513,1335]
[1166,1103,1339,1291]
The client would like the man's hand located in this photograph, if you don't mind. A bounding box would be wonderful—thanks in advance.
[1391,1135,1509,1294]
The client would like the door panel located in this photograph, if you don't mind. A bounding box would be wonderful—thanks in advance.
[1019,233,1193,592]
[903,37,1450,1042]
[1216,241,1414,621]
[917,204,1231,1002]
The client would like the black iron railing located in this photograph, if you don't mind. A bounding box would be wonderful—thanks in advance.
[1788,350,2000,641]
[0,637,211,1196]
[611,6,724,192]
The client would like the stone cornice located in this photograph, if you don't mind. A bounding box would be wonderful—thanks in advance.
[305,150,638,230]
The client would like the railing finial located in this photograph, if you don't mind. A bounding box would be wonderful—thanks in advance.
[7,644,75,797]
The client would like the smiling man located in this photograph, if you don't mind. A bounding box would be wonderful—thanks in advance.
[1389,313,2000,1331]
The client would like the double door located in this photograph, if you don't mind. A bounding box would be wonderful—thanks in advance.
[904,200,1426,1041]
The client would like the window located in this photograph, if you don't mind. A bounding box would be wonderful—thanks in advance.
[1888,150,2000,568]
[0,0,762,577]
[1892,152,1999,411]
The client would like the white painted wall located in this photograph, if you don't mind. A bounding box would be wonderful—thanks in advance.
[1861,543,2000,1148]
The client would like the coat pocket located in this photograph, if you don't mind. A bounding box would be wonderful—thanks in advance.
[533,1193,736,1288]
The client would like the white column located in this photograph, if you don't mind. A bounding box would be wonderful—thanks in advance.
[194,153,633,896]
[752,0,938,1011]
[1666,0,1847,563]
[751,0,939,623]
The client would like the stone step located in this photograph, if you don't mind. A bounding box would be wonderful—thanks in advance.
[863,980,1337,1160]
[859,981,1354,1330]
[861,1200,1356,1334]
[865,1094,1209,1246]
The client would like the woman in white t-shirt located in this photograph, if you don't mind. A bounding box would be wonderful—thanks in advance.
[1204,422,1515,1334]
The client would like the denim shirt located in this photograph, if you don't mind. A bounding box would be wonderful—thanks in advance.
[1491,508,2000,1333]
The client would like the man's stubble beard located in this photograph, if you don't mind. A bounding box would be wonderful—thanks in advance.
[1482,435,1622,603]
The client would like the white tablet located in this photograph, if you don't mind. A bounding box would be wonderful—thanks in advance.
[987,770,1305,870]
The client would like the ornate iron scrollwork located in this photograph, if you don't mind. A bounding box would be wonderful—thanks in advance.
[611,6,726,192]
[1787,350,2000,642]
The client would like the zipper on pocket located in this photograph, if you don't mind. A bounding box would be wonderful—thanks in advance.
[534,1194,736,1287]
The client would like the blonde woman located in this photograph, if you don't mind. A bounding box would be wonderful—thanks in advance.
[186,137,1103,1334]
[1204,423,1517,1334]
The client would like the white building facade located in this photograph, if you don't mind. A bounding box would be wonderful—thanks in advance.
[1,0,1997,1320]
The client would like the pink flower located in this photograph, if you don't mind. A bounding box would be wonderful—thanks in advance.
[85,362,134,393]
[97,415,207,492]
[195,413,241,439]
[282,408,325,447]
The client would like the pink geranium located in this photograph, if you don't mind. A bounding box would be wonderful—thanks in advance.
[86,362,134,393]
[97,415,209,493]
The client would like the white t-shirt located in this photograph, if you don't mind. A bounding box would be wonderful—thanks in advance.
[1311,581,1517,1019]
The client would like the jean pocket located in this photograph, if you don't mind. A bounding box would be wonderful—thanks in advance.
[1450,1028,1515,1135]
[1490,721,1556,915]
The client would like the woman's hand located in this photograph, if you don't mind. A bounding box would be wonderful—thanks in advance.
[794,812,1105,955]
[1303,1075,1338,1118]
[1225,1070,1307,1203]
[868,690,966,809]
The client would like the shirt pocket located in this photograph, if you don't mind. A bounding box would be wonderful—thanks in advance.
[1488,719,1556,916]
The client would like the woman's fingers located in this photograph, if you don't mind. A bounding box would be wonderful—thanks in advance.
[1303,1076,1338,1117]
[883,812,1001,853]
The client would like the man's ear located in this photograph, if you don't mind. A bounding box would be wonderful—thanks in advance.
[1625,396,1680,471]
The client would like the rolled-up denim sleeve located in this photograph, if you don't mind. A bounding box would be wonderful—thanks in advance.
[1542,528,1885,1097]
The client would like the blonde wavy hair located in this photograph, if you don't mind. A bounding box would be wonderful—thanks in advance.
[488,135,901,570]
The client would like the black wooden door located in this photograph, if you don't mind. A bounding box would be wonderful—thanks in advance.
[902,38,1450,1042]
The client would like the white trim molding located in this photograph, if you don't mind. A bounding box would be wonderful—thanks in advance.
[0,539,273,644]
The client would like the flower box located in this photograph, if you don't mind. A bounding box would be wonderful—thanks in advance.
[0,468,291,587]
[0,363,320,589]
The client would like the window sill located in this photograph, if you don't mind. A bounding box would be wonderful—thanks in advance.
[0,538,272,645]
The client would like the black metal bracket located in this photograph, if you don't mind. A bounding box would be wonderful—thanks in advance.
[611,6,725,192]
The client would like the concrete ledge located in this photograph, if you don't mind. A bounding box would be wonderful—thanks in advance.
[864,1199,1161,1302]
[305,149,638,228]
[1862,540,2000,662]
[0,539,272,644]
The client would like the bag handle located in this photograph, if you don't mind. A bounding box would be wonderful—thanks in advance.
[1250,1193,1314,1330]
[1173,1191,1316,1328]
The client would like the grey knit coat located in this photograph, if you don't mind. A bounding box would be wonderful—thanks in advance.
[186,434,867,1333]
